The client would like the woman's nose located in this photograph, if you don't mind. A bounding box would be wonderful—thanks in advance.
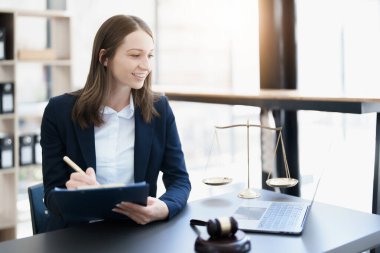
[139,56,151,70]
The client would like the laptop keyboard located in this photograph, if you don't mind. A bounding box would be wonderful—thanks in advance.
[258,202,304,230]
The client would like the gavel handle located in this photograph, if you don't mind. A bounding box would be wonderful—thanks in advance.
[190,219,208,226]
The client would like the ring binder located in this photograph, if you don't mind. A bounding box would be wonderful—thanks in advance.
[0,27,5,60]
[0,83,14,114]
[34,134,42,165]
[0,135,13,169]
[19,134,34,166]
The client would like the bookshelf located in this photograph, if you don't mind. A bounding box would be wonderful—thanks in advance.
[0,9,72,240]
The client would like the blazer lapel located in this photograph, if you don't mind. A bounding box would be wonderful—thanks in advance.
[73,123,96,169]
[134,108,153,182]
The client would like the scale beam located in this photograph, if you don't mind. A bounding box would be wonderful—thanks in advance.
[203,120,298,199]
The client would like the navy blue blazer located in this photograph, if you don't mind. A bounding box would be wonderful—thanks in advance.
[41,93,191,230]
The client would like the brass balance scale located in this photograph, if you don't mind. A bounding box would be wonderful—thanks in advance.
[202,120,298,199]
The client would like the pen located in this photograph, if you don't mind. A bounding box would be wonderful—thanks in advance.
[63,156,86,175]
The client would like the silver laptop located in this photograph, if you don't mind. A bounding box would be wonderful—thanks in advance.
[233,175,322,235]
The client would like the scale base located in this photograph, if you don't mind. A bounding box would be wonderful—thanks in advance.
[238,188,260,199]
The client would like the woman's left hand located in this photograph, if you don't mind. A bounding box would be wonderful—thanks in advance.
[112,197,169,225]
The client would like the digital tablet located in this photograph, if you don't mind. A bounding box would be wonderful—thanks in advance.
[51,182,149,222]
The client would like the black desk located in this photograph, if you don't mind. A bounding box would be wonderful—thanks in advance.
[1,189,380,253]
[154,86,380,216]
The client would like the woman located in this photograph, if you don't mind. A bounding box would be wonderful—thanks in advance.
[41,15,191,230]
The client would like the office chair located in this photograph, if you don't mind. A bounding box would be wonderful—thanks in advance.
[28,183,50,234]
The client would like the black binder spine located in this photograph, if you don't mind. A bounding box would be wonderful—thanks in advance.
[0,82,14,114]
[0,135,14,169]
[33,134,42,165]
[0,27,5,60]
[19,134,35,166]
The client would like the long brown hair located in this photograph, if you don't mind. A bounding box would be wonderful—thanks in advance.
[72,15,158,129]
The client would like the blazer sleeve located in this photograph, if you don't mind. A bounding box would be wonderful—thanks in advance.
[158,97,191,218]
[40,96,70,215]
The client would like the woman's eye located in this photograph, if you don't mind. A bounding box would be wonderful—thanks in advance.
[148,54,155,59]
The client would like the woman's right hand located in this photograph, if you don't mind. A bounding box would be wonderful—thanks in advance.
[65,167,99,189]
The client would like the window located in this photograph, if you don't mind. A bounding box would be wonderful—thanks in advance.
[296,0,380,212]
[156,0,259,89]
[156,0,261,199]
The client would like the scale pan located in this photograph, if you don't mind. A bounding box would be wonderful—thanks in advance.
[266,178,298,188]
[202,177,232,186]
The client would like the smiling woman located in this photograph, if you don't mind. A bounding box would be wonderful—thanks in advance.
[104,30,155,97]
[40,15,191,231]
[72,15,158,129]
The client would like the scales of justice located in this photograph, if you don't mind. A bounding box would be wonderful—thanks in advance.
[202,120,298,199]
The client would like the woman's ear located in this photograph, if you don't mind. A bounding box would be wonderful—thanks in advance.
[99,49,108,66]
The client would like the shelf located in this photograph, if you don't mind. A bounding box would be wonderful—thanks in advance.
[0,227,15,241]
[0,113,15,120]
[0,168,15,176]
[0,215,16,230]
[19,164,41,170]
[13,9,70,19]
[0,60,15,66]
[0,172,16,235]
[0,8,72,240]
[17,59,71,66]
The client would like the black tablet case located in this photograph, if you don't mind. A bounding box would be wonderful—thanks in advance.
[51,182,149,222]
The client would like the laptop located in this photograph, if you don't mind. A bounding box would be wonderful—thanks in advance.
[233,175,322,235]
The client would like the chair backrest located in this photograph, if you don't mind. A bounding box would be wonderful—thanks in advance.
[27,183,50,234]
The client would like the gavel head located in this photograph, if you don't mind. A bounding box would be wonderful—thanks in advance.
[206,217,238,239]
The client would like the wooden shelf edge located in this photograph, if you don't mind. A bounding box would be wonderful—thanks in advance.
[19,164,41,170]
[0,217,16,230]
[0,113,15,120]
[0,168,15,176]
[0,223,16,231]
[0,60,15,66]
[15,9,70,18]
[16,59,71,66]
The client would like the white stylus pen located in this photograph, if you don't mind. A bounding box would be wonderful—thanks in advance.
[63,156,86,175]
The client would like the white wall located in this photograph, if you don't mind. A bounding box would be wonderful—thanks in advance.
[66,0,156,89]
[0,0,156,90]
[0,0,46,10]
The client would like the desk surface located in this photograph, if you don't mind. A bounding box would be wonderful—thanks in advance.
[154,86,380,114]
[1,189,380,253]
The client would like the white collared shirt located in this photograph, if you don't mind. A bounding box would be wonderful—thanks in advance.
[94,95,135,185]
